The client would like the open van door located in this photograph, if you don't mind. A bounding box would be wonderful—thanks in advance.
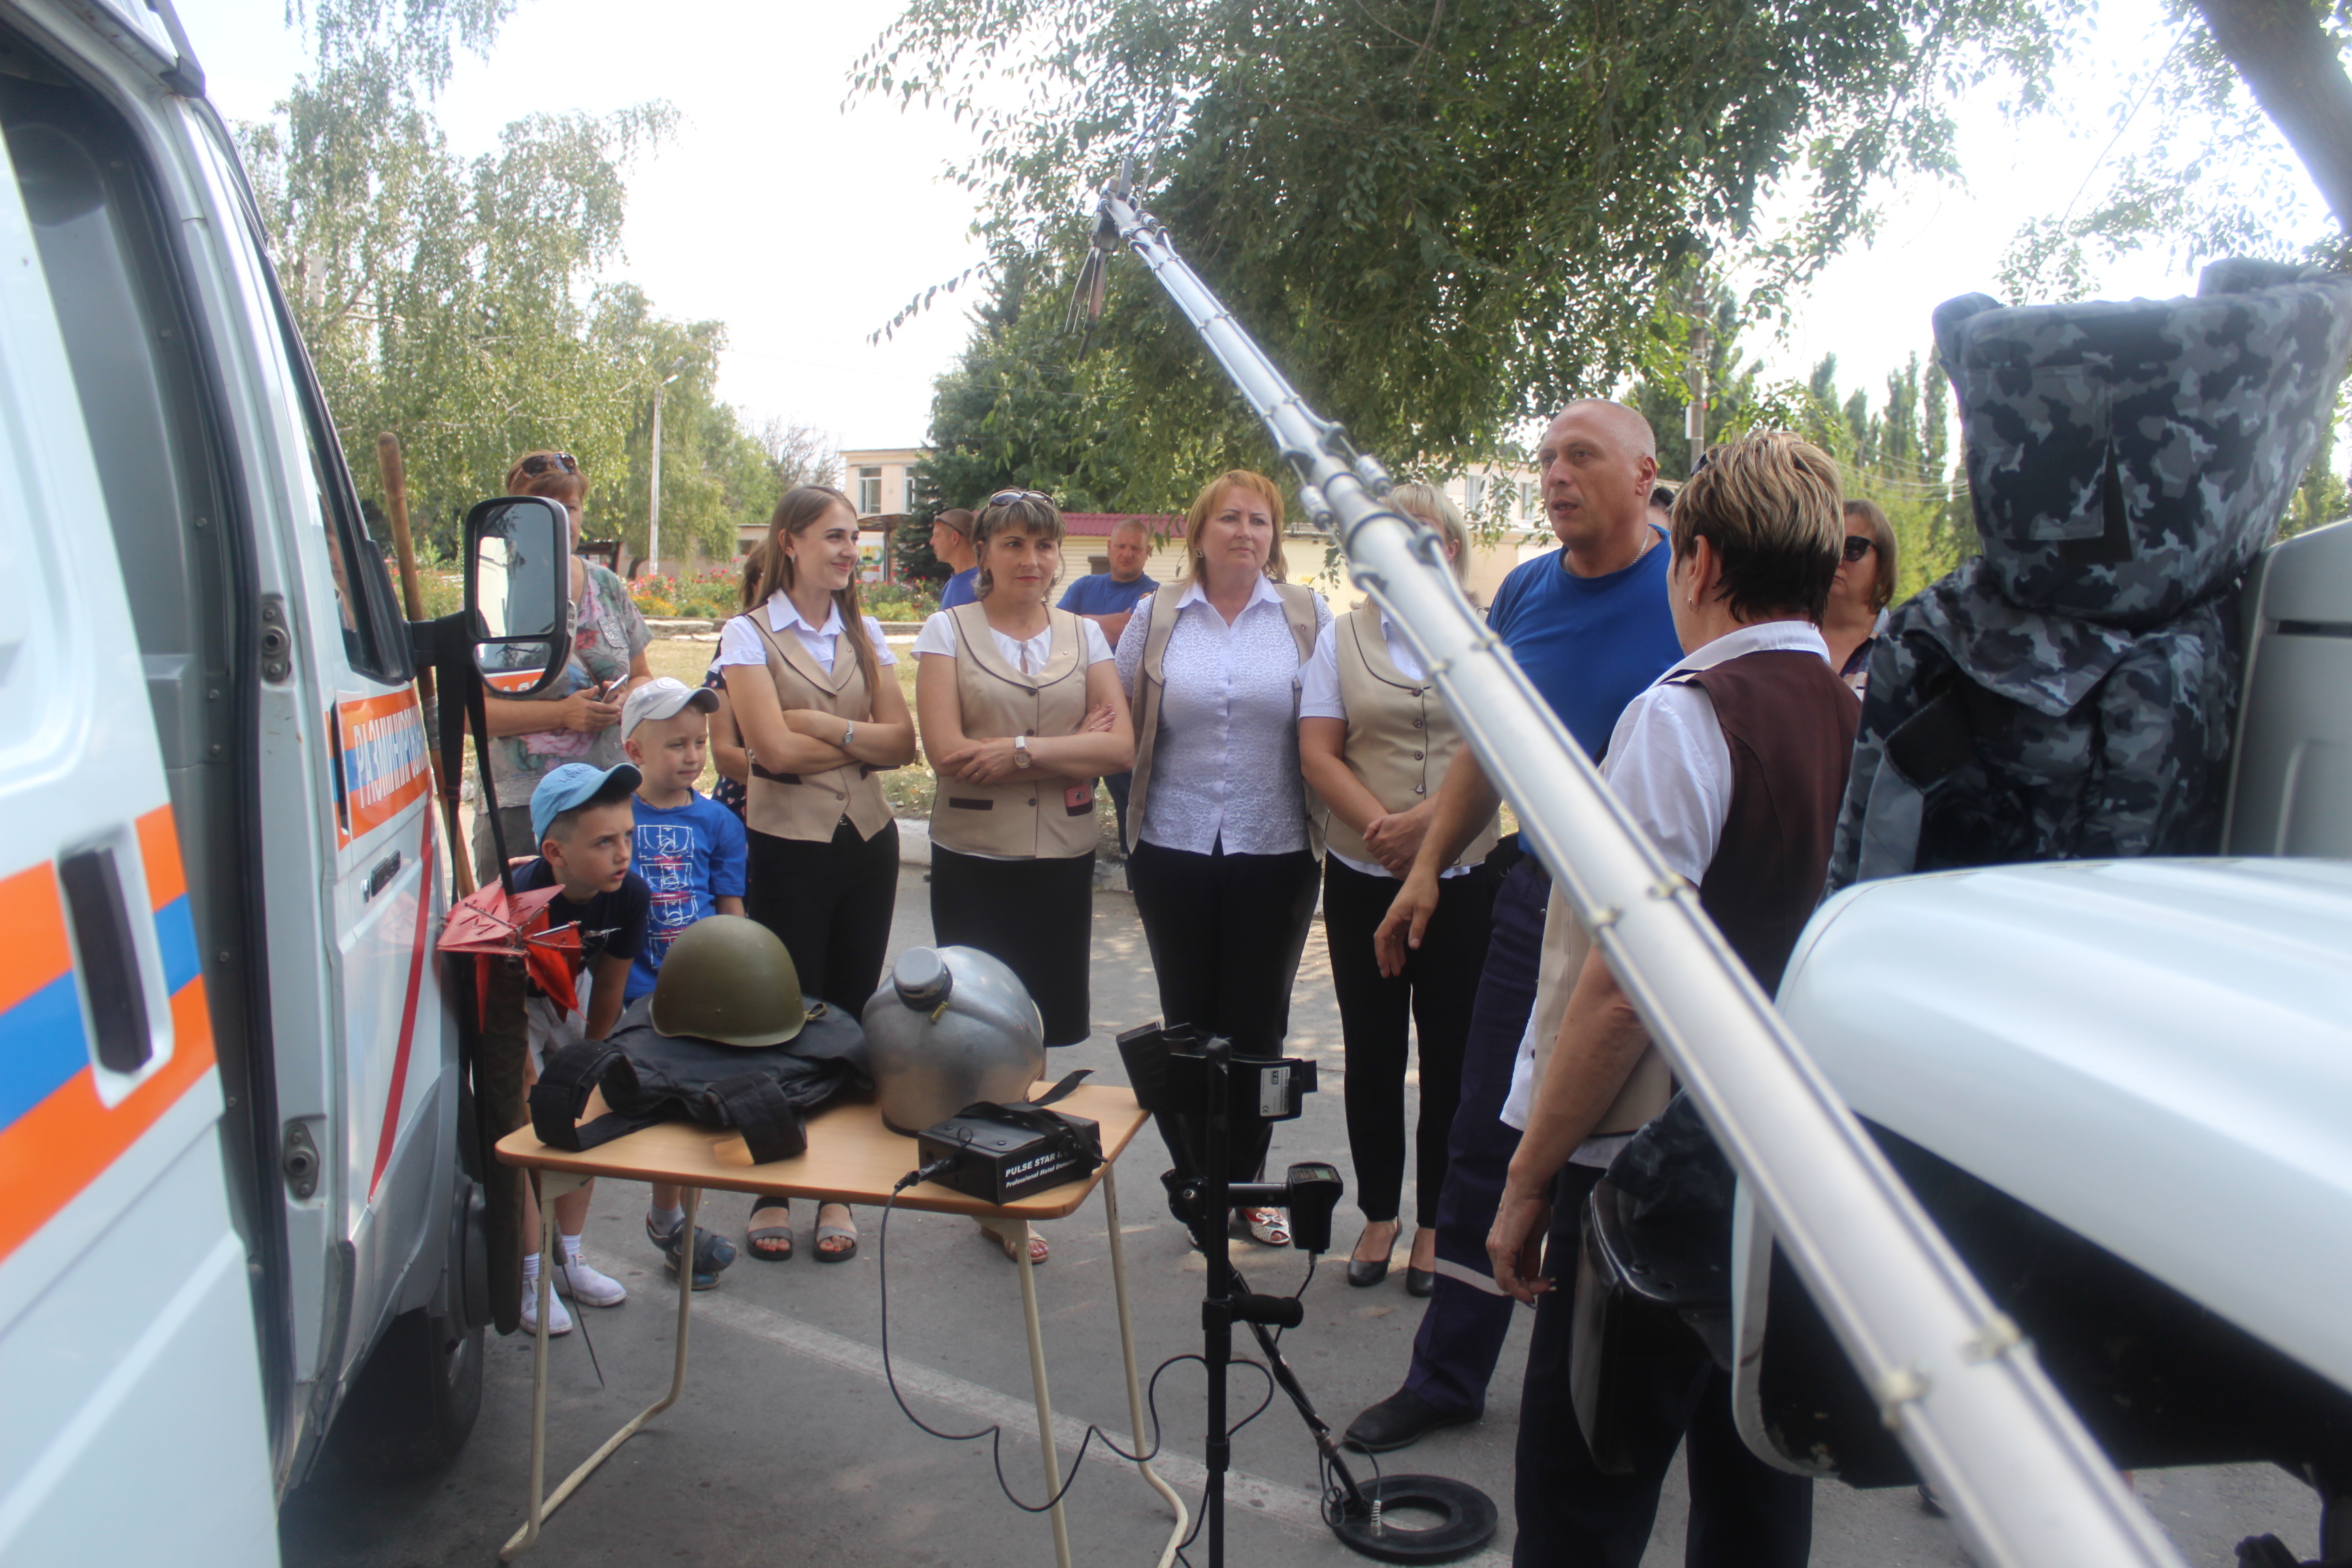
[0,79,277,1563]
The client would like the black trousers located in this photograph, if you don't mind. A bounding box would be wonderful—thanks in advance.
[1126,838,1320,1181]
[1514,1164,1812,1568]
[1323,855,1498,1228]
[742,817,901,1013]
[930,847,1094,1047]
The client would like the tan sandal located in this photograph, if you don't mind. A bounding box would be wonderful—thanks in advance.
[975,1218,1049,1266]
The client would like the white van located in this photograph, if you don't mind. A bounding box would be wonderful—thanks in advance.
[0,3,560,1560]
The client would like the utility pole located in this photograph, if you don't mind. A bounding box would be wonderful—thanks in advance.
[1685,278,1710,478]
[647,370,679,576]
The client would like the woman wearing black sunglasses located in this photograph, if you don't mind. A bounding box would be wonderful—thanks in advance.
[1824,497,1898,698]
[471,450,652,879]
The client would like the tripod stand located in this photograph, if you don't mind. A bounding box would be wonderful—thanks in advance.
[1120,1026,1497,1567]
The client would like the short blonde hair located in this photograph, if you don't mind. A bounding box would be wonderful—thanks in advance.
[972,492,1067,598]
[1388,480,1473,590]
[1670,432,1842,623]
[1183,470,1288,582]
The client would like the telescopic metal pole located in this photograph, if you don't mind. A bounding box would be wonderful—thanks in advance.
[1092,190,2183,1568]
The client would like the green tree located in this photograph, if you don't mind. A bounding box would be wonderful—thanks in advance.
[864,0,2061,489]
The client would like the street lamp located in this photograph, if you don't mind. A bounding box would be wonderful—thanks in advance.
[648,370,681,577]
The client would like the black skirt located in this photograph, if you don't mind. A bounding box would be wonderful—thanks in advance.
[928,846,1094,1047]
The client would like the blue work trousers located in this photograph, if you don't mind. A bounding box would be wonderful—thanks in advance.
[1399,851,1550,1418]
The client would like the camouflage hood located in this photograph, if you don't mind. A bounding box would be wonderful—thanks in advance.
[1935,257,2352,631]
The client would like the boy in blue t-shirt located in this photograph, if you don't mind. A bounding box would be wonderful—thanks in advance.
[619,677,749,1288]
[514,762,654,1335]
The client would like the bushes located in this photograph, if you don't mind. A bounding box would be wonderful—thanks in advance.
[627,568,938,623]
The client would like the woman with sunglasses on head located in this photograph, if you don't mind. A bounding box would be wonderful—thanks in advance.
[1116,470,1330,1246]
[1297,481,1501,1294]
[474,450,653,883]
[1823,497,1898,698]
[716,484,918,1264]
[915,490,1133,1265]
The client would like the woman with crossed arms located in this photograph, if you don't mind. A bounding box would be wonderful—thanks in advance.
[1298,481,1501,1295]
[717,484,918,1266]
[1116,470,1330,1246]
[915,489,1134,1265]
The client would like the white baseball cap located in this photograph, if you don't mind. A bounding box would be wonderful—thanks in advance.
[621,676,719,739]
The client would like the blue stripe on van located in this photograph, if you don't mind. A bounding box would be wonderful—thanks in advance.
[0,973,91,1130]
[154,895,199,996]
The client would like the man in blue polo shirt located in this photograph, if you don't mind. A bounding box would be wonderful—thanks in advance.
[933,507,981,609]
[1343,399,1684,1453]
[1057,517,1158,851]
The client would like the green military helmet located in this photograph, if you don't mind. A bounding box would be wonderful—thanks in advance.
[649,915,806,1047]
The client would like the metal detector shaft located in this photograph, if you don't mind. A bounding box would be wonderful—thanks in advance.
[1094,190,2182,1568]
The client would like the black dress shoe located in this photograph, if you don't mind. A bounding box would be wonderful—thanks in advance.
[1343,1387,1473,1453]
[1405,1266,1435,1297]
[1345,1257,1390,1287]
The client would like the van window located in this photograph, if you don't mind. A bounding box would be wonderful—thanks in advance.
[260,250,411,684]
[0,59,407,692]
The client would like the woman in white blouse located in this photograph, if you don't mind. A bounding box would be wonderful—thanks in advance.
[717,484,917,1265]
[915,490,1134,1264]
[1297,483,1501,1295]
[1116,470,1330,1245]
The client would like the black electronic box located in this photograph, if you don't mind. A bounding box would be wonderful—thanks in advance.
[916,1105,1104,1205]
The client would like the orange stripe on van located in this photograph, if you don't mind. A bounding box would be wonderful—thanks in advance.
[135,806,187,911]
[0,862,73,1019]
[0,977,218,1263]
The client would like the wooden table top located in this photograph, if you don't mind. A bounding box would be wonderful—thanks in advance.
[495,1083,1153,1221]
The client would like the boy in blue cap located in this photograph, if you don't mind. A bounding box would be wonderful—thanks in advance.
[513,761,652,1335]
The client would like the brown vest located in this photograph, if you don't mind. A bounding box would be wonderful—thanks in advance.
[930,604,1098,860]
[738,610,894,844]
[1318,602,1500,869]
[1124,580,1322,853]
[1671,648,1861,994]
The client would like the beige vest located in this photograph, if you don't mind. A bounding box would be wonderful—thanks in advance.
[1126,581,1322,854]
[1524,887,1673,1135]
[1318,602,1501,870]
[930,604,1098,860]
[739,612,894,843]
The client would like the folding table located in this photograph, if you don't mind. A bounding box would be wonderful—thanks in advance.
[493,1083,1185,1567]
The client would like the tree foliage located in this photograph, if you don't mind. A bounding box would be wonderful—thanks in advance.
[242,3,785,562]
[863,0,2061,500]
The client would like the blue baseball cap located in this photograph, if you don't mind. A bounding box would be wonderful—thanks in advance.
[529,761,642,845]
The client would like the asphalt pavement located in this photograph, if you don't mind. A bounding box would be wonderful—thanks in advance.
[279,867,2323,1567]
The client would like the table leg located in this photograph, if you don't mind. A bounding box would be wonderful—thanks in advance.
[500,1183,702,1561]
[1103,1166,1189,1568]
[1013,1218,1074,1568]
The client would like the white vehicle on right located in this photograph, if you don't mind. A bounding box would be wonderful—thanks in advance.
[1762,516,2352,1554]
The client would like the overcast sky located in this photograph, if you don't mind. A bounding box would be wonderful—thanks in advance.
[181,0,2325,457]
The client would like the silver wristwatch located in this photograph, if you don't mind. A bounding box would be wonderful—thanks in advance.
[1013,734,1032,769]
[840,722,855,749]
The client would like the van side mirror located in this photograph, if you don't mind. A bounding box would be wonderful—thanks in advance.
[463,495,572,698]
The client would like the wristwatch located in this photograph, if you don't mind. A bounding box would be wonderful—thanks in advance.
[840,722,855,749]
[1013,734,1032,769]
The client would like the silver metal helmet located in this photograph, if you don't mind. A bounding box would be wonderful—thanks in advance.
[863,946,1047,1134]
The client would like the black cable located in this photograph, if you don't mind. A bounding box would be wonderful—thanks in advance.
[876,1160,1190,1516]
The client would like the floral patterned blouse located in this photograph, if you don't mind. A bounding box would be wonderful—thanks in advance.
[484,561,650,803]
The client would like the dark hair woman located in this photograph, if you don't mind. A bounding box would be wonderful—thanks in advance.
[1489,431,1856,1565]
[1824,497,1899,697]
[472,450,651,883]
[1115,470,1330,1246]
[715,484,918,1265]
[914,490,1134,1264]
[1298,480,1499,1294]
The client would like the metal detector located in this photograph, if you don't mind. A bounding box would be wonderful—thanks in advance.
[1117,1025,1499,1565]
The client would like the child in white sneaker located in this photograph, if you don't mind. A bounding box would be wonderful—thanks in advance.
[512,762,653,1335]
[620,679,749,1289]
